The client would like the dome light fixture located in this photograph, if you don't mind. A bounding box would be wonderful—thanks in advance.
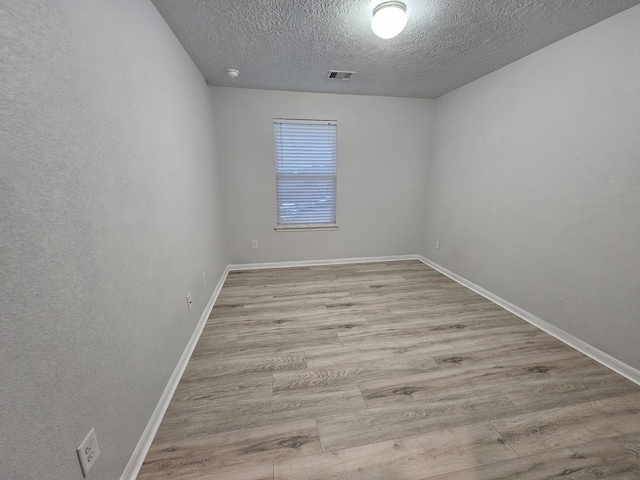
[371,1,407,40]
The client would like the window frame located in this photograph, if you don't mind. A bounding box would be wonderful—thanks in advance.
[273,118,338,231]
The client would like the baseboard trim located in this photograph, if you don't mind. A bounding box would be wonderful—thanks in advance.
[416,256,640,387]
[119,266,231,480]
[121,253,640,480]
[228,254,420,271]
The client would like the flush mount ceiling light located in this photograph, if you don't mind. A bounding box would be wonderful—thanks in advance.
[371,1,407,39]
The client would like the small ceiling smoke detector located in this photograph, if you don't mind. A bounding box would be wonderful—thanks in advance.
[371,1,407,39]
[327,70,355,81]
[226,68,239,79]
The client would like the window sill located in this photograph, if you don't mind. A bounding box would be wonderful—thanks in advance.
[275,224,339,232]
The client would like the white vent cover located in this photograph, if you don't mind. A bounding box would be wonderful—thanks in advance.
[327,70,355,81]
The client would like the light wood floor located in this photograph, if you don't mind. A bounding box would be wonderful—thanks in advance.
[137,260,640,479]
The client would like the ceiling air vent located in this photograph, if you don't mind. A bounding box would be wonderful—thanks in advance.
[327,70,355,81]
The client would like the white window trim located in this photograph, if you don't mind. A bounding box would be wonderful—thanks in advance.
[274,224,339,232]
[274,118,338,231]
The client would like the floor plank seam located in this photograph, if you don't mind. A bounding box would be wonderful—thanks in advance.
[136,261,640,479]
[488,421,520,458]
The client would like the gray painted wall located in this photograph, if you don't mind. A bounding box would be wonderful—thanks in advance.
[212,87,435,264]
[3,2,640,479]
[0,1,226,479]
[423,6,640,370]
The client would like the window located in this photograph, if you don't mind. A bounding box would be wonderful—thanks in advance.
[274,119,337,230]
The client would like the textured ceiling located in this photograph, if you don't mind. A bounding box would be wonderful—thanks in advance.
[151,0,640,99]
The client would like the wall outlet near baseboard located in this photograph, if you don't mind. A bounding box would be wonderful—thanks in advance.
[77,428,100,477]
[186,293,193,312]
[251,239,258,249]
[435,240,440,250]
[202,272,207,285]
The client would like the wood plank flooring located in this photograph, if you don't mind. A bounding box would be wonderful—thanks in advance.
[137,260,640,479]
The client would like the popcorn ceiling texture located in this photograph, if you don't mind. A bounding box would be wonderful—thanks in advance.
[2,2,639,479]
[151,0,639,98]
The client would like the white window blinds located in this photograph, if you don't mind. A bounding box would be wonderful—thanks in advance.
[274,120,337,228]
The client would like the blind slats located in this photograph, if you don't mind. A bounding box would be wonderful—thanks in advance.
[274,121,337,226]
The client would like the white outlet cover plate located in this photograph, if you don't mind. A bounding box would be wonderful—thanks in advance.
[77,428,100,477]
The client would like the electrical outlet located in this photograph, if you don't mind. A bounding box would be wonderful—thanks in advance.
[77,428,100,477]
[202,272,207,286]
[251,239,258,249]
[186,293,193,312]
[435,240,440,250]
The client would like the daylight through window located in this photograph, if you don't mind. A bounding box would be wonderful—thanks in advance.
[274,119,337,230]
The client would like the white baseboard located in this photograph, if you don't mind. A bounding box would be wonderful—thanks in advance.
[119,266,231,480]
[228,254,420,271]
[121,253,639,480]
[416,256,640,387]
